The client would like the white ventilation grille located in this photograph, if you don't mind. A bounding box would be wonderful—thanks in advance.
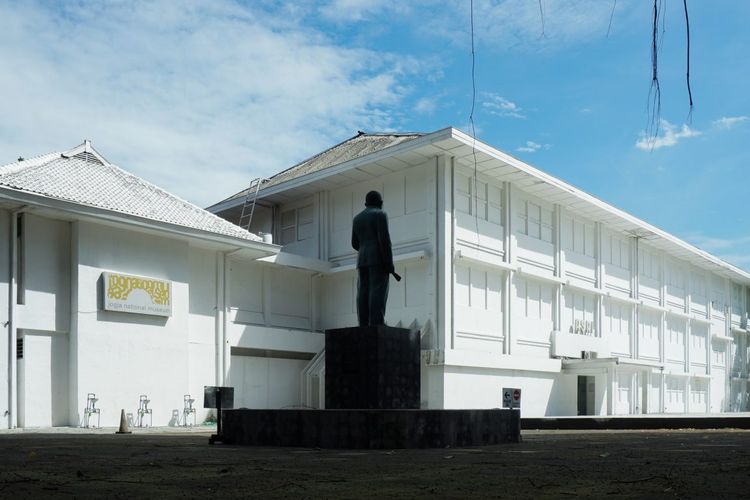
[73,151,104,166]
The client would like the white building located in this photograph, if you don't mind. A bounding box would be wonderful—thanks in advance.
[3,128,749,428]
[0,141,326,428]
[209,127,750,417]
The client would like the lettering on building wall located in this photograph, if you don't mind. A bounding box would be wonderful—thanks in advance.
[102,272,172,317]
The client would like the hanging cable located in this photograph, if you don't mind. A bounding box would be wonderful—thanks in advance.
[538,0,547,39]
[683,0,694,122]
[606,0,617,38]
[647,0,662,142]
[469,0,481,244]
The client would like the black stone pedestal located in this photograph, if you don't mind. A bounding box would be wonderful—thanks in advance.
[325,326,420,409]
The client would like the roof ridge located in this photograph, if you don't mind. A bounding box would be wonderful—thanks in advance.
[0,152,62,175]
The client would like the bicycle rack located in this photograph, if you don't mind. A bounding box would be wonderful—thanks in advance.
[137,394,152,428]
[83,393,101,428]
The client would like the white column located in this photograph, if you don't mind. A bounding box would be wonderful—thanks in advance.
[503,182,513,355]
[553,205,562,332]
[632,237,639,359]
[68,221,80,427]
[595,222,603,337]
[215,253,225,386]
[436,155,453,352]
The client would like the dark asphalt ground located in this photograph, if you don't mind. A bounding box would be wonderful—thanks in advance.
[1,428,749,498]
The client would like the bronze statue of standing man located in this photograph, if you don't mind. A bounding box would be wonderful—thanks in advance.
[351,190,400,326]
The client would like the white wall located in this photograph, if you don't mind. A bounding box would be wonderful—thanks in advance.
[228,355,308,409]
[188,247,218,423]
[328,161,434,263]
[17,214,70,333]
[72,221,191,427]
[442,366,577,417]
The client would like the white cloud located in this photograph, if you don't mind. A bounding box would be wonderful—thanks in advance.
[414,97,437,115]
[712,116,748,130]
[0,1,418,207]
[418,0,638,51]
[517,141,551,153]
[635,120,701,151]
[319,0,409,22]
[482,94,526,119]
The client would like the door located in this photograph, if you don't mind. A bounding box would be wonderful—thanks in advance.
[18,333,69,427]
[577,376,595,415]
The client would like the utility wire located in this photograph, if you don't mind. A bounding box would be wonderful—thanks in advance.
[606,0,617,38]
[683,0,694,122]
[469,0,481,245]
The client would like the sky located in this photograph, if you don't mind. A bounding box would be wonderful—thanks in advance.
[1,0,748,269]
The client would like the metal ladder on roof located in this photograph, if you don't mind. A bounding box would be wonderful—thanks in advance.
[237,178,265,231]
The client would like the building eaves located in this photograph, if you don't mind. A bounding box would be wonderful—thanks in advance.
[208,131,424,210]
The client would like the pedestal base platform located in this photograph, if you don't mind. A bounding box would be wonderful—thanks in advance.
[325,325,420,409]
[221,409,520,448]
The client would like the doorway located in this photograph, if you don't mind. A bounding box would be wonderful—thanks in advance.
[577,376,595,416]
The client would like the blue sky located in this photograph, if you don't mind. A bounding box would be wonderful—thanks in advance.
[1,1,748,269]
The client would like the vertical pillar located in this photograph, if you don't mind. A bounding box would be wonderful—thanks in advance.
[503,182,513,355]
[68,221,79,427]
[215,253,225,386]
[553,205,562,332]
[595,222,604,338]
[436,155,453,352]
[632,237,639,359]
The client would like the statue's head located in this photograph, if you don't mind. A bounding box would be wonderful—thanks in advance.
[365,190,383,208]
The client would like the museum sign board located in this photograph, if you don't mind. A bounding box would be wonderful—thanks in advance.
[102,272,172,317]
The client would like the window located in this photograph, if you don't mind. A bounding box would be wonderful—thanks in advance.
[666,262,685,289]
[565,217,595,257]
[639,310,659,340]
[731,283,742,313]
[608,235,630,270]
[711,276,726,313]
[279,205,314,245]
[456,173,503,224]
[691,327,706,351]
[606,301,631,336]
[517,200,552,243]
[638,248,659,280]
[518,278,552,320]
[692,273,707,298]
[666,317,686,346]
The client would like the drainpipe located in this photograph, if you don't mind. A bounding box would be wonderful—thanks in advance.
[8,206,26,428]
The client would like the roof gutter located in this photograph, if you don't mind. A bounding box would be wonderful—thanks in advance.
[0,188,280,257]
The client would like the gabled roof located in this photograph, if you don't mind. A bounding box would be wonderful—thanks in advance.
[209,131,423,209]
[0,141,261,242]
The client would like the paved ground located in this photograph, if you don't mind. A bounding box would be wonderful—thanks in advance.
[1,427,749,498]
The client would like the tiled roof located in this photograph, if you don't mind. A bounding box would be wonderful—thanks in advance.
[211,131,423,208]
[0,142,261,241]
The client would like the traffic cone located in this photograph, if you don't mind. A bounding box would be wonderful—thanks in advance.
[116,409,132,434]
